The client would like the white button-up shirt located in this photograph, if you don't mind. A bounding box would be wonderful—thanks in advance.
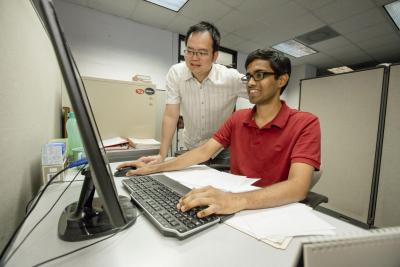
[166,62,247,149]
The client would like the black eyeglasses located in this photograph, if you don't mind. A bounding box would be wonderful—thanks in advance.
[241,71,276,83]
[184,49,210,57]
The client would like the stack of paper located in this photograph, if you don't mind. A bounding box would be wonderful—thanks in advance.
[164,165,259,192]
[225,203,336,249]
[128,138,160,149]
[102,137,130,151]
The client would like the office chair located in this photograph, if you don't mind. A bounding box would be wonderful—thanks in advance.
[300,169,328,209]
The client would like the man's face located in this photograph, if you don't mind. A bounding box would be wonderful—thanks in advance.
[184,31,218,80]
[245,59,288,105]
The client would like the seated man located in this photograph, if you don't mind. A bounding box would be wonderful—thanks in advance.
[118,49,321,219]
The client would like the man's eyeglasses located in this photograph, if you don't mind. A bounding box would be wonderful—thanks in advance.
[241,71,276,83]
[184,49,210,58]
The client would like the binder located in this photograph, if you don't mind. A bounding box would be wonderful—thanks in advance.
[300,227,400,267]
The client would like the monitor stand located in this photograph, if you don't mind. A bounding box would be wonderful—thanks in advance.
[58,168,137,241]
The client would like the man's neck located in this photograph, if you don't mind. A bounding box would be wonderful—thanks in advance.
[193,66,212,83]
[254,100,282,128]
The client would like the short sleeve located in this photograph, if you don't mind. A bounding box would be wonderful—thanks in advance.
[165,66,181,104]
[291,116,321,170]
[228,68,248,99]
[212,113,235,148]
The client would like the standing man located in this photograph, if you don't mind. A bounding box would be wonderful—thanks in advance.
[119,49,321,218]
[139,21,247,164]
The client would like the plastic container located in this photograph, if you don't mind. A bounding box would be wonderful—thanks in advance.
[66,112,83,162]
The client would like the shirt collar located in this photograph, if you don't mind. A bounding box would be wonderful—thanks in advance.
[183,64,216,83]
[243,100,291,129]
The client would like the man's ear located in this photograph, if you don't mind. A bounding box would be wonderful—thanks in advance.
[279,73,289,88]
[212,51,219,63]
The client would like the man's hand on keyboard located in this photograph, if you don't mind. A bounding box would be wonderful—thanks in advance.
[177,186,245,218]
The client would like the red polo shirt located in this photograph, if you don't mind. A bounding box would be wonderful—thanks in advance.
[212,101,321,187]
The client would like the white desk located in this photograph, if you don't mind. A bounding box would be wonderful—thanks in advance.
[5,164,363,267]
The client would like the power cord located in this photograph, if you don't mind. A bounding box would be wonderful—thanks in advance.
[0,162,86,266]
[25,158,88,213]
[31,215,140,267]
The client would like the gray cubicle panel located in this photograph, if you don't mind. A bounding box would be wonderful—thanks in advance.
[300,67,385,227]
[83,76,157,139]
[374,64,400,227]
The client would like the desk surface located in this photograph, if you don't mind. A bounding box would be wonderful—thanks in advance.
[6,164,363,267]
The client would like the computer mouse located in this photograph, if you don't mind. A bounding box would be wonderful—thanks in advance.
[114,166,137,177]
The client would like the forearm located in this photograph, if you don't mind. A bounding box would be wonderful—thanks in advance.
[158,106,180,159]
[151,144,215,173]
[144,139,222,175]
[237,179,309,211]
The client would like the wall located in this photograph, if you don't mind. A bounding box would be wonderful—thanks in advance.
[54,0,176,141]
[283,64,317,109]
[0,0,62,251]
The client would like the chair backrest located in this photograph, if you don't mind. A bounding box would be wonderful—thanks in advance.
[310,169,322,189]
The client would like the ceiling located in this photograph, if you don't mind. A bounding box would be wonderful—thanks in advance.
[60,0,400,72]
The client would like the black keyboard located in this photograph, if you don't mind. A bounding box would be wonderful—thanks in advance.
[122,174,223,239]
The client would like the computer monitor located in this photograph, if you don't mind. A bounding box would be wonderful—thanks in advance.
[39,0,137,241]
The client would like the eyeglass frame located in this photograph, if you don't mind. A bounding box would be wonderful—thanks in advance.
[183,49,210,58]
[241,71,276,83]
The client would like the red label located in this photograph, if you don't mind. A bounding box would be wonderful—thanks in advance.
[135,88,144,94]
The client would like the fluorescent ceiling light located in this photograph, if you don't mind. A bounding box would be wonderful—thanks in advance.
[272,39,317,58]
[327,66,354,74]
[144,0,188,12]
[384,0,400,30]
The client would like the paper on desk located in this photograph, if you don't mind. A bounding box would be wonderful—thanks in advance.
[163,165,259,192]
[225,203,335,249]
[102,137,128,147]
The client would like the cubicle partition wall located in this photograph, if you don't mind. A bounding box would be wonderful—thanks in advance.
[374,64,400,227]
[83,76,157,139]
[299,67,387,227]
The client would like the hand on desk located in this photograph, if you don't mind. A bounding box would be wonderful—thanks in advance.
[177,186,244,218]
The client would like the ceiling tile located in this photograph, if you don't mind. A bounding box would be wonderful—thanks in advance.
[214,10,253,33]
[293,52,341,68]
[220,33,247,48]
[313,0,375,23]
[232,21,271,41]
[236,0,291,20]
[294,0,335,10]
[260,1,309,25]
[344,22,396,43]
[235,40,265,54]
[130,1,177,30]
[357,33,400,50]
[180,0,232,23]
[331,8,387,34]
[311,36,353,51]
[166,14,198,35]
[87,0,138,18]
[216,0,246,8]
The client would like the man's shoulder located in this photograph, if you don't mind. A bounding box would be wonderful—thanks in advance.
[290,108,319,123]
[213,63,241,75]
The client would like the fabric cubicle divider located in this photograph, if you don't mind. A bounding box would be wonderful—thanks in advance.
[374,64,400,227]
[82,76,157,139]
[299,67,387,227]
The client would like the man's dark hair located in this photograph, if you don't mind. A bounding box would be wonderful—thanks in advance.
[185,21,221,52]
[245,49,291,94]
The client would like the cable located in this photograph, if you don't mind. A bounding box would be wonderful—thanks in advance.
[0,165,85,266]
[25,158,88,213]
[31,216,140,267]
